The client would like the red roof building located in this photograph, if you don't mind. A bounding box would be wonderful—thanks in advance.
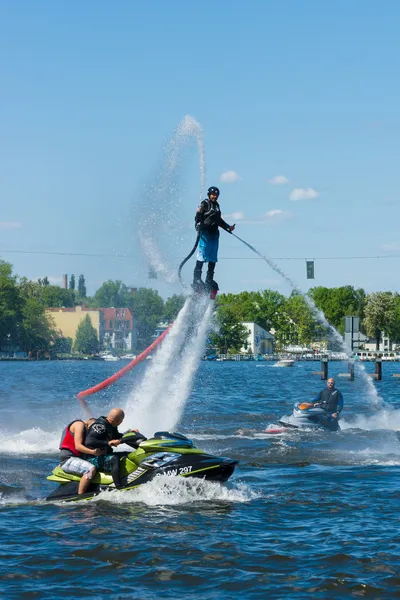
[100,307,135,351]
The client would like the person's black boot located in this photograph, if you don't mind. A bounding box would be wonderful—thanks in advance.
[193,260,204,285]
[192,260,205,293]
[205,262,216,286]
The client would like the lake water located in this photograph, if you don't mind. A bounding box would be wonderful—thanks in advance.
[1,359,400,599]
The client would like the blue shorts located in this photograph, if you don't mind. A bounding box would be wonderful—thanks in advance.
[197,231,219,263]
[86,454,116,472]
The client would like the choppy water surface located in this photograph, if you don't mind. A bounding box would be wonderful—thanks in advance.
[1,360,400,599]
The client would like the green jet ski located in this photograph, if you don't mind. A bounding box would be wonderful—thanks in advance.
[45,431,238,502]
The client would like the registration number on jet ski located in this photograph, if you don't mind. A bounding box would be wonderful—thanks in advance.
[164,465,193,476]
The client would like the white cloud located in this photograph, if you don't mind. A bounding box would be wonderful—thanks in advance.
[382,243,400,252]
[289,188,320,201]
[264,209,293,220]
[224,211,244,221]
[268,175,289,185]
[0,221,23,230]
[219,170,240,183]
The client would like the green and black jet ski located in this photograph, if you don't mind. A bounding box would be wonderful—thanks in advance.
[45,431,238,502]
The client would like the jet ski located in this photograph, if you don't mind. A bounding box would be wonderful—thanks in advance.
[45,431,238,502]
[276,402,341,432]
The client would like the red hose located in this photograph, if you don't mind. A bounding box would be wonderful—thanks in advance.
[77,323,173,400]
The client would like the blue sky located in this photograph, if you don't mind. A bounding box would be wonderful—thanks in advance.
[1,0,400,298]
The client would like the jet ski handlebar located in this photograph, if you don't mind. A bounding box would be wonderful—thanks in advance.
[121,431,147,448]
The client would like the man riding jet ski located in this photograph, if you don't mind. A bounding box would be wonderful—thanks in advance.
[46,431,238,502]
[278,378,344,432]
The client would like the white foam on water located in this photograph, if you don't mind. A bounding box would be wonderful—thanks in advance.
[341,406,400,431]
[0,427,60,455]
[93,475,258,506]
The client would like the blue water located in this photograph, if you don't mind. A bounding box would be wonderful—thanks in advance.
[1,359,400,599]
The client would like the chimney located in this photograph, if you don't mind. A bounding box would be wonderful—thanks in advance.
[130,287,137,296]
[62,274,68,289]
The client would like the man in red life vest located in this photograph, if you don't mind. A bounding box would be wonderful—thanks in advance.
[59,418,106,494]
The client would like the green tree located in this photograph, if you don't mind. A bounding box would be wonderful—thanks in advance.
[18,297,56,354]
[78,275,87,299]
[92,280,131,308]
[130,288,164,351]
[209,304,249,353]
[217,290,286,333]
[309,286,366,333]
[74,314,99,354]
[20,278,76,308]
[69,274,76,290]
[0,260,22,349]
[364,292,396,350]
[281,294,318,347]
[163,294,186,322]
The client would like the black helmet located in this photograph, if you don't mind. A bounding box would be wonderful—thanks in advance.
[207,186,220,197]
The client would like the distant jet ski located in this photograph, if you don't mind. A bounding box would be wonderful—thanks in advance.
[45,431,237,502]
[277,402,341,432]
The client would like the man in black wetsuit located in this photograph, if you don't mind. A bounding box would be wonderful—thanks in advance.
[83,408,127,489]
[193,186,235,291]
[314,377,344,426]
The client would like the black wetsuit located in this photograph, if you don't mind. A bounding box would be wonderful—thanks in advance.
[84,416,124,488]
[315,388,344,414]
[195,199,230,235]
[194,199,230,284]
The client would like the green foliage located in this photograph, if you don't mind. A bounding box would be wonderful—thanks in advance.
[163,294,185,322]
[217,290,286,332]
[280,295,318,347]
[69,274,76,290]
[53,336,73,354]
[308,286,366,333]
[0,260,22,348]
[78,275,87,299]
[19,278,75,308]
[91,280,132,308]
[18,297,55,353]
[130,288,164,351]
[364,292,397,350]
[209,304,249,354]
[74,314,99,354]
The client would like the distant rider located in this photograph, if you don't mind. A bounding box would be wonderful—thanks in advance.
[59,418,105,495]
[314,377,343,423]
[193,186,235,291]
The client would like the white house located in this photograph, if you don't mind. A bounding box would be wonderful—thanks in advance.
[241,322,275,354]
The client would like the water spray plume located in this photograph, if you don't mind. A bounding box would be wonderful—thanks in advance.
[137,115,205,283]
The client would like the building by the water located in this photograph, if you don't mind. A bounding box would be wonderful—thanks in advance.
[47,305,135,351]
[241,322,275,355]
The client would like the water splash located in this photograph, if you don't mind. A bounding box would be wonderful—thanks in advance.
[93,476,258,506]
[125,295,213,433]
[137,115,205,283]
[0,427,59,455]
[232,233,382,404]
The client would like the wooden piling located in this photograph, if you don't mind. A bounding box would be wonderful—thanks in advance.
[348,360,355,381]
[321,358,328,380]
[375,357,382,381]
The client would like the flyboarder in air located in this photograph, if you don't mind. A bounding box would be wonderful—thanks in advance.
[192,186,235,294]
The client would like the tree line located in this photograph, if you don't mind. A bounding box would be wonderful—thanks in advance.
[212,287,400,353]
[1,259,399,355]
